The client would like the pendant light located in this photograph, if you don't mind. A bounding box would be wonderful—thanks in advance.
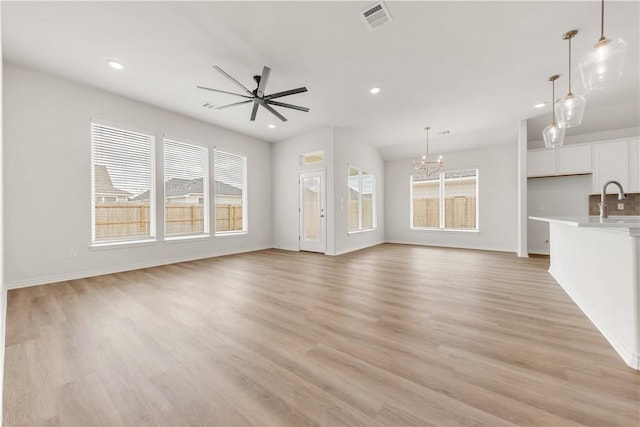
[579,0,627,91]
[543,75,566,149]
[555,30,586,128]
[412,127,444,177]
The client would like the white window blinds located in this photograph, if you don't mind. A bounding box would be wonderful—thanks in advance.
[214,150,247,234]
[164,139,209,237]
[91,122,155,243]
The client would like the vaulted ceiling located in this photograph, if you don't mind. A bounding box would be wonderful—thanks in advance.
[3,1,639,160]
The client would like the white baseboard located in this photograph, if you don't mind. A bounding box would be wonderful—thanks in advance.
[384,239,516,254]
[550,266,640,371]
[5,245,271,290]
[333,240,384,256]
[528,247,550,256]
[271,245,300,252]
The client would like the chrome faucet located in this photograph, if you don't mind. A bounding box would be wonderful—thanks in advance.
[599,180,627,219]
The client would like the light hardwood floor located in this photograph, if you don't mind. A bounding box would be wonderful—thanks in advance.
[3,244,639,426]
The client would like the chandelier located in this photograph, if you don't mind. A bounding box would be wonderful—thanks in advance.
[412,126,444,177]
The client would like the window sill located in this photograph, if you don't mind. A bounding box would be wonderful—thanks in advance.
[164,234,211,243]
[410,227,480,233]
[91,238,157,250]
[215,231,248,238]
[347,228,377,236]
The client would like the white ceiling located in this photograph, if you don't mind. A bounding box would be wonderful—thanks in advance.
[2,1,639,160]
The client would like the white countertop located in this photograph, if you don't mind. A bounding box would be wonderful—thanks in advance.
[529,216,640,230]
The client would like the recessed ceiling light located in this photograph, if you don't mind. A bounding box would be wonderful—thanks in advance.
[268,124,276,129]
[534,102,547,108]
[107,60,123,70]
[370,87,381,94]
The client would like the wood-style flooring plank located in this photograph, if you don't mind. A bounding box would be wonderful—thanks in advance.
[4,244,639,426]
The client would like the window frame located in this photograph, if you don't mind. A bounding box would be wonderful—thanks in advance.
[214,148,248,236]
[410,168,479,232]
[163,136,210,240]
[347,165,377,234]
[90,120,156,247]
[300,150,325,167]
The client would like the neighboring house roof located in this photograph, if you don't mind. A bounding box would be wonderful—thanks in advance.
[215,181,242,197]
[166,178,203,198]
[133,177,241,201]
[94,164,132,197]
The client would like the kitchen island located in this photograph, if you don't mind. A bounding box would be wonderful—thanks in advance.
[529,216,640,370]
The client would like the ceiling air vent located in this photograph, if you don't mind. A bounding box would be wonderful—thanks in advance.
[202,102,216,109]
[361,2,392,31]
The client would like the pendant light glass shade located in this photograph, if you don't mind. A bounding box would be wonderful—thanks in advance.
[579,0,627,91]
[555,30,585,128]
[580,37,627,91]
[555,93,586,129]
[543,75,565,149]
[543,123,566,149]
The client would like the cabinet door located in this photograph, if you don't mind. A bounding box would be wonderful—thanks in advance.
[629,139,639,192]
[527,150,556,177]
[592,140,629,193]
[557,145,592,175]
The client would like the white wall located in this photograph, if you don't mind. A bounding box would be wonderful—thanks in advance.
[0,9,5,420]
[272,127,335,253]
[385,143,518,252]
[333,128,384,255]
[3,62,272,287]
[527,175,592,255]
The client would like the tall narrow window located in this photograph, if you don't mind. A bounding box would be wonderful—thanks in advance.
[411,169,478,230]
[348,166,376,233]
[411,176,440,228]
[164,139,209,238]
[91,122,155,244]
[444,170,477,230]
[214,150,247,234]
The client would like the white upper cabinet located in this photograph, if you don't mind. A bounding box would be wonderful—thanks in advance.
[527,144,592,178]
[629,139,639,192]
[592,140,630,193]
[557,145,592,175]
[527,150,556,177]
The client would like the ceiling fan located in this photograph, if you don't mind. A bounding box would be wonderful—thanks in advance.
[197,66,309,122]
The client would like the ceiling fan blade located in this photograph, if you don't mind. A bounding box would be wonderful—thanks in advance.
[196,86,252,98]
[250,103,259,121]
[256,66,271,98]
[212,66,254,96]
[216,100,253,110]
[265,87,308,100]
[267,100,309,112]
[261,103,287,122]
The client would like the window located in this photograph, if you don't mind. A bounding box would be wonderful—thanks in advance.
[411,169,478,230]
[300,150,324,166]
[91,122,155,244]
[348,166,376,233]
[214,149,247,234]
[164,139,209,238]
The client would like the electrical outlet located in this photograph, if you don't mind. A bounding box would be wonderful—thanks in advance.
[68,249,77,259]
[617,203,624,210]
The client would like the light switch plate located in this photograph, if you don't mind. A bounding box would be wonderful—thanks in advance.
[617,203,624,210]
